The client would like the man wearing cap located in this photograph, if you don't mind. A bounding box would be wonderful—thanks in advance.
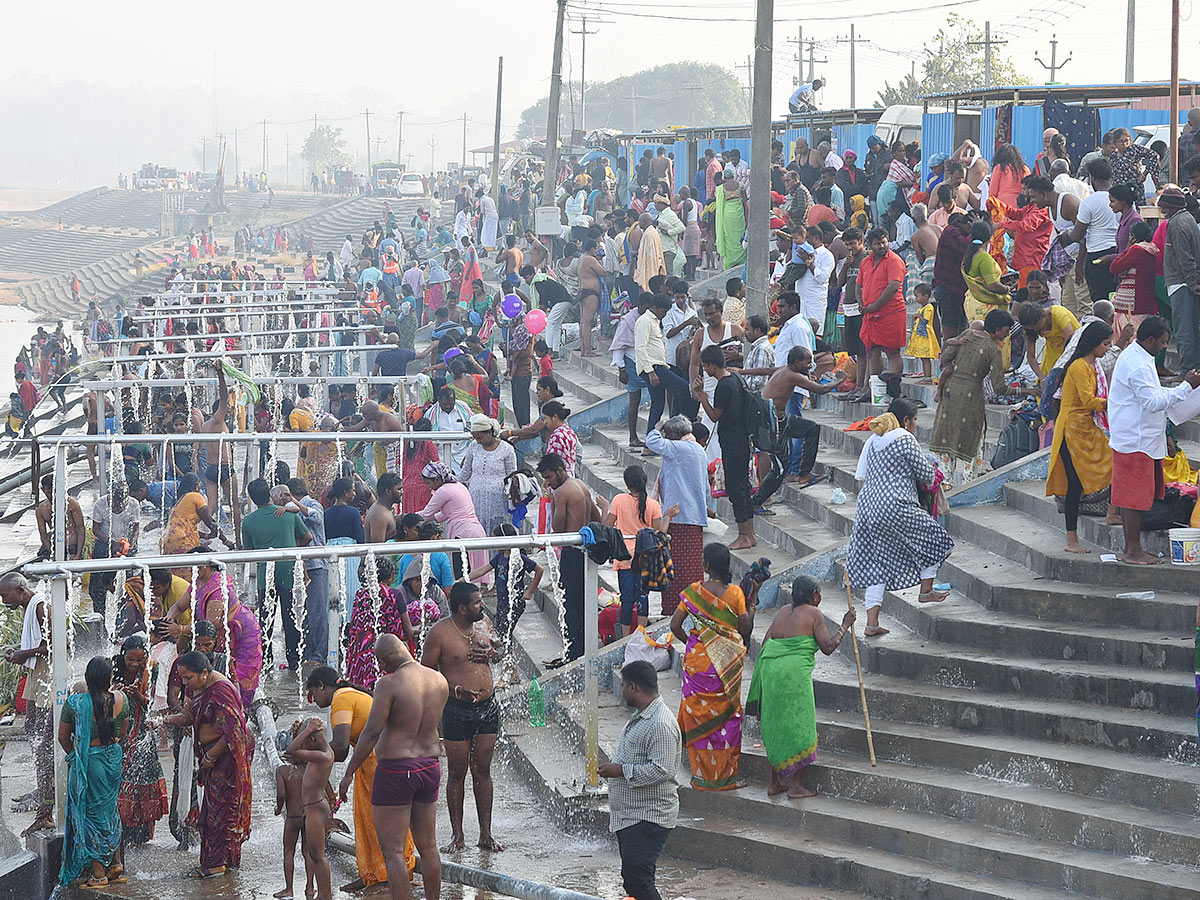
[1161,187,1200,372]
[925,153,949,196]
[837,150,869,202]
[653,195,685,279]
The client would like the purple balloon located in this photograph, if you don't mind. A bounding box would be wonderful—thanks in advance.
[501,294,523,318]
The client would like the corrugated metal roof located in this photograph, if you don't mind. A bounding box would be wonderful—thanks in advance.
[921,81,1200,102]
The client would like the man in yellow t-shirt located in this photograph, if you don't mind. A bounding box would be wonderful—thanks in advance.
[306,668,416,891]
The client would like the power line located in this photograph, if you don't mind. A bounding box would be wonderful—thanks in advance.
[567,0,987,22]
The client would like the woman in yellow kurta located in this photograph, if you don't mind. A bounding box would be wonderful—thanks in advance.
[306,669,416,891]
[1046,321,1117,554]
[962,222,1011,325]
[669,543,755,790]
[1018,303,1080,381]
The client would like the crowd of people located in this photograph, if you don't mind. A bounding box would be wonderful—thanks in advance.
[14,98,1200,900]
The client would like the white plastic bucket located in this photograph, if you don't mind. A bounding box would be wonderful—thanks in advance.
[869,375,888,405]
[1169,527,1200,565]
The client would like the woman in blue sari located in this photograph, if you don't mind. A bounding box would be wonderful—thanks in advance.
[58,656,130,887]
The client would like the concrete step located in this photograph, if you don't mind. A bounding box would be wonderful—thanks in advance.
[814,664,1197,762]
[883,578,1194,671]
[945,502,1200,591]
[812,709,1200,821]
[850,618,1195,717]
[680,784,1200,900]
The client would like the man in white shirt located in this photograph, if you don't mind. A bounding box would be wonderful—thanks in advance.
[774,290,817,478]
[662,285,699,370]
[1109,316,1200,564]
[797,229,835,336]
[1062,158,1119,309]
[787,78,824,113]
[1050,159,1090,200]
[635,295,690,433]
[339,235,354,268]
[426,385,473,473]
[90,481,143,618]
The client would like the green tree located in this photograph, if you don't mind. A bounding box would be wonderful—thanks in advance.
[875,15,1031,107]
[516,62,747,137]
[301,125,351,176]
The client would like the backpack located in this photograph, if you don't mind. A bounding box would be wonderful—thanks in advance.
[735,374,776,452]
[636,528,674,592]
[990,417,1039,470]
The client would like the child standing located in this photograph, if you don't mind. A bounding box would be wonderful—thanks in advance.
[273,730,313,900]
[467,523,544,645]
[283,718,336,900]
[905,282,940,383]
[535,339,553,377]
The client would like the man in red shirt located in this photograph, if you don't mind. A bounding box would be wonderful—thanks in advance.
[857,227,908,378]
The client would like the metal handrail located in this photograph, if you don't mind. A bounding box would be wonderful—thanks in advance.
[47,430,472,447]
[24,533,582,578]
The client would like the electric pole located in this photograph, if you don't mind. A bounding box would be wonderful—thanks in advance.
[967,21,1007,89]
[787,27,804,86]
[569,15,600,131]
[233,129,239,185]
[1125,0,1135,83]
[747,0,773,318]
[200,136,211,171]
[630,87,650,132]
[837,26,868,108]
[1171,0,1180,184]
[804,39,828,84]
[396,111,405,167]
[429,137,439,177]
[490,57,504,204]
[364,109,372,174]
[461,113,468,168]
[1034,34,1072,84]
[736,56,754,116]
[543,0,567,207]
[260,120,268,176]
[285,134,290,187]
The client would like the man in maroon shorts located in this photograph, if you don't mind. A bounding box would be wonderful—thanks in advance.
[340,634,449,900]
[857,227,908,380]
[1109,316,1200,564]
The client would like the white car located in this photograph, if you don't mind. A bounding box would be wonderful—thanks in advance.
[398,172,426,197]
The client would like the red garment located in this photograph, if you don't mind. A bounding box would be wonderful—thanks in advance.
[402,441,440,514]
[989,164,1030,208]
[857,250,907,349]
[539,355,554,378]
[1110,242,1159,315]
[1153,219,1168,276]
[999,202,1053,273]
[18,380,39,412]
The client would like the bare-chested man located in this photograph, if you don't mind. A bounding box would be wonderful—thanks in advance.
[911,203,941,268]
[944,160,981,212]
[193,364,240,544]
[577,239,607,358]
[952,139,990,195]
[523,230,549,270]
[536,452,601,666]
[421,582,504,853]
[762,346,833,488]
[340,634,448,900]
[284,718,336,900]
[351,400,406,476]
[35,473,85,560]
[83,390,100,478]
[497,234,523,279]
[366,473,400,545]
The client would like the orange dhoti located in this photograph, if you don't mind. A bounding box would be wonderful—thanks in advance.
[355,753,416,885]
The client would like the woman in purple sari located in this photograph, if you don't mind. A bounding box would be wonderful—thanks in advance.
[163,550,263,708]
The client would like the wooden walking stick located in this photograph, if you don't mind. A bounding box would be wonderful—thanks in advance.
[843,570,877,766]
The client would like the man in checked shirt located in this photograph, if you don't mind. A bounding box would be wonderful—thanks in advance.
[598,660,683,900]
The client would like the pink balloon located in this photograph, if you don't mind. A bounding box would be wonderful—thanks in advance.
[525,308,547,334]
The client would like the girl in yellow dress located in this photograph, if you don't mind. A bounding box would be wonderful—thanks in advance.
[905,283,940,383]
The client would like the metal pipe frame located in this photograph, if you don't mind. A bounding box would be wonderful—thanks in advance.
[47,430,471,447]
[80,376,415,390]
[94,343,382,364]
[130,301,356,321]
[95,324,378,345]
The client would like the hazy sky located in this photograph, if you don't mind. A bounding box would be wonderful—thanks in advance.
[2,0,1196,187]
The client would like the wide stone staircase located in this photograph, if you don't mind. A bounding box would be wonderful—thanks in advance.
[498,350,1200,900]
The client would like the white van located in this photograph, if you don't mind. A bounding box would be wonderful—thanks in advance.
[876,104,982,150]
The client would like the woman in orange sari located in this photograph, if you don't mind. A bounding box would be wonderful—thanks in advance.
[669,542,755,790]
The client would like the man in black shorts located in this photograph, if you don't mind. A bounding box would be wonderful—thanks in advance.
[420,582,504,853]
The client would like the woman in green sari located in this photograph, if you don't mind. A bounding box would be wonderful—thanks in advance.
[59,656,130,887]
[714,168,747,268]
[746,575,855,799]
